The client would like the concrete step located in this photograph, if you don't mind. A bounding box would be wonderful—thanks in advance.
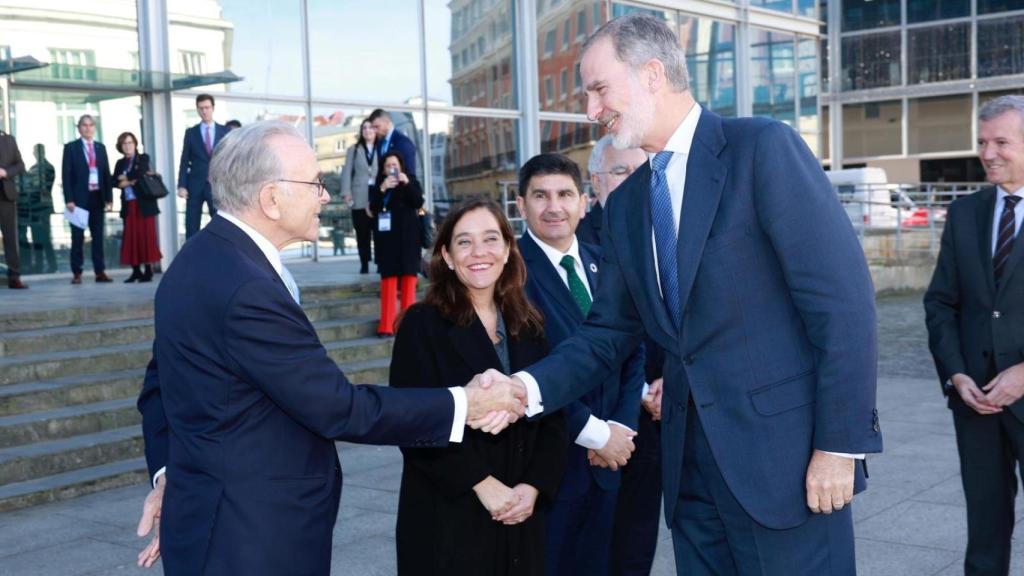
[324,337,395,366]
[0,319,155,358]
[0,302,154,334]
[342,357,390,386]
[0,398,140,449]
[0,426,143,486]
[0,342,152,388]
[0,370,142,418]
[0,457,148,513]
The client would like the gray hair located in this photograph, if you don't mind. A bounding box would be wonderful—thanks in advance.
[581,14,690,92]
[77,114,96,127]
[588,135,615,176]
[979,95,1024,128]
[209,120,299,215]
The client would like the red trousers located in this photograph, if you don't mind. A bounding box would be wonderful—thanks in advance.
[378,275,417,335]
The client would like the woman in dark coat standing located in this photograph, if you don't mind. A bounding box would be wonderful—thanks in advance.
[113,132,161,282]
[390,198,567,576]
[339,119,377,273]
[371,151,423,336]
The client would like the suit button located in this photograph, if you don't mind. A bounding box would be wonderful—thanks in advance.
[684,355,695,366]
[993,310,1002,319]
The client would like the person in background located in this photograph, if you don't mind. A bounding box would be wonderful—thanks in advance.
[577,135,647,248]
[0,128,27,289]
[371,151,423,337]
[113,132,161,283]
[177,93,228,239]
[369,108,418,178]
[225,120,242,131]
[340,119,378,274]
[391,197,566,576]
[63,114,113,284]
[17,144,57,274]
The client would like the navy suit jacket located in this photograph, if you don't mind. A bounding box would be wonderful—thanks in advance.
[520,232,643,496]
[177,122,228,193]
[378,128,418,178]
[61,139,112,207]
[524,110,882,530]
[137,216,454,576]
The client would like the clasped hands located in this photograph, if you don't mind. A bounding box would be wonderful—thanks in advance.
[950,365,1024,416]
[465,369,528,434]
[473,476,539,526]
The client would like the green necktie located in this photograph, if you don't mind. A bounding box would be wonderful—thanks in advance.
[559,254,592,316]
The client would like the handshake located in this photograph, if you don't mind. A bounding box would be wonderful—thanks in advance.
[464,369,528,434]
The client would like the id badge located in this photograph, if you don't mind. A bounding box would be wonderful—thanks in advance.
[367,177,376,185]
[88,168,99,186]
[378,212,392,232]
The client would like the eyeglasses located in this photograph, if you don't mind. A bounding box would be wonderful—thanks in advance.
[277,178,327,199]
[592,166,633,177]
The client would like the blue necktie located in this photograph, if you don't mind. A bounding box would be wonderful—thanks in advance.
[650,151,681,329]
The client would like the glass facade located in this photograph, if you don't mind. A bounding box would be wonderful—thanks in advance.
[0,0,821,275]
[907,24,971,85]
[841,32,901,90]
[842,0,900,32]
[906,0,970,23]
[978,16,1024,78]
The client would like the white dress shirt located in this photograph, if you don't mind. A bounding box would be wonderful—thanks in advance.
[991,186,1024,255]
[153,213,468,486]
[516,106,861,460]
[525,229,634,450]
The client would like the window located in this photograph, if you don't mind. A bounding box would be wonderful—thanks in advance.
[907,0,969,23]
[47,48,97,81]
[751,29,796,125]
[0,46,10,61]
[841,32,901,90]
[842,0,900,32]
[179,51,206,75]
[545,76,554,105]
[561,68,569,100]
[593,3,602,33]
[679,15,737,118]
[544,29,557,56]
[907,23,970,84]
[979,0,1024,15]
[576,11,586,40]
[751,0,795,14]
[978,15,1024,78]
[563,20,571,50]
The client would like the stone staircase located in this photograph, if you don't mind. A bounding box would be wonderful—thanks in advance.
[0,282,393,512]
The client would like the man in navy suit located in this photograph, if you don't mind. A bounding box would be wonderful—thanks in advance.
[369,108,418,177]
[504,15,882,575]
[516,153,644,576]
[177,93,228,239]
[62,114,113,284]
[134,121,525,576]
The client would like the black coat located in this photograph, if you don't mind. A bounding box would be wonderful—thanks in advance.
[370,176,424,277]
[390,303,567,576]
[113,154,160,219]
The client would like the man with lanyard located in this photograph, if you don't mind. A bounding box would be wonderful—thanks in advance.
[62,114,113,284]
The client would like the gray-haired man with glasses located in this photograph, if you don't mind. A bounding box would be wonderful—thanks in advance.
[576,135,647,246]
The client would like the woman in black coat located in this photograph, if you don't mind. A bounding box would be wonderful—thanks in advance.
[390,198,567,576]
[113,132,161,282]
[371,151,423,336]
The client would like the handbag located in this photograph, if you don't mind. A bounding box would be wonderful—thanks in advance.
[418,208,434,249]
[136,172,170,200]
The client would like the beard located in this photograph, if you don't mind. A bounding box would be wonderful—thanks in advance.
[610,83,655,151]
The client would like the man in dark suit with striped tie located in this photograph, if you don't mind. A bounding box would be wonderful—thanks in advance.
[925,95,1024,576]
[177,94,228,239]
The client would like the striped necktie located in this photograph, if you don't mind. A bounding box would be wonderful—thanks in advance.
[650,151,680,328]
[994,194,1021,286]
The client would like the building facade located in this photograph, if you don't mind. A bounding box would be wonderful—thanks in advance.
[0,0,822,275]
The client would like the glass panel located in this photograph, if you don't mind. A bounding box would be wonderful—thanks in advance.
[540,0,610,112]
[442,116,519,221]
[426,0,516,109]
[842,100,902,157]
[170,96,306,247]
[798,0,817,18]
[841,0,901,32]
[978,0,1024,15]
[978,16,1024,78]
[798,38,819,137]
[751,0,794,14]
[611,2,671,19]
[8,89,142,275]
[169,0,304,97]
[678,14,737,118]
[751,29,796,126]
[908,95,972,154]
[906,0,969,23]
[907,23,970,84]
[841,31,901,90]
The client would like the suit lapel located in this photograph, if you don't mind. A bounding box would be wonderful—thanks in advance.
[978,187,998,297]
[676,111,727,314]
[580,244,600,292]
[520,233,583,323]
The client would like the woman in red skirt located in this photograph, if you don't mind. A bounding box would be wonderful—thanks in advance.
[113,132,162,282]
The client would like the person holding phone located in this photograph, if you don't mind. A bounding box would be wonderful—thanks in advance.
[370,151,423,337]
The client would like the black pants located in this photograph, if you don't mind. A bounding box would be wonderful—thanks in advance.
[952,400,1024,576]
[70,198,106,275]
[352,206,374,266]
[0,199,20,278]
[611,410,662,576]
[185,185,217,240]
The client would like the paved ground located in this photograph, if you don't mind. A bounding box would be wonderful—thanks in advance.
[0,274,1016,575]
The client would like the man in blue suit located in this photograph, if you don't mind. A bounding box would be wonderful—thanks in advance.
[516,153,644,576]
[177,93,228,239]
[62,114,113,284]
[369,108,418,177]
[505,15,882,575]
[134,121,525,576]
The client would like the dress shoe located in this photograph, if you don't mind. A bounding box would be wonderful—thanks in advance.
[140,265,154,282]
[71,274,82,285]
[124,268,142,283]
[95,272,113,283]
[7,278,28,289]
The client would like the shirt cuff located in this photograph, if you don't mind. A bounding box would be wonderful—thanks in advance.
[641,382,650,398]
[823,451,865,460]
[447,387,467,443]
[514,371,544,417]
[153,467,166,488]
[575,416,611,449]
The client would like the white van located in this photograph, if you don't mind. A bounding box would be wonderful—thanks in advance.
[825,167,913,229]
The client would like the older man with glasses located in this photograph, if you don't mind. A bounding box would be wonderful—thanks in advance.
[576,135,648,247]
